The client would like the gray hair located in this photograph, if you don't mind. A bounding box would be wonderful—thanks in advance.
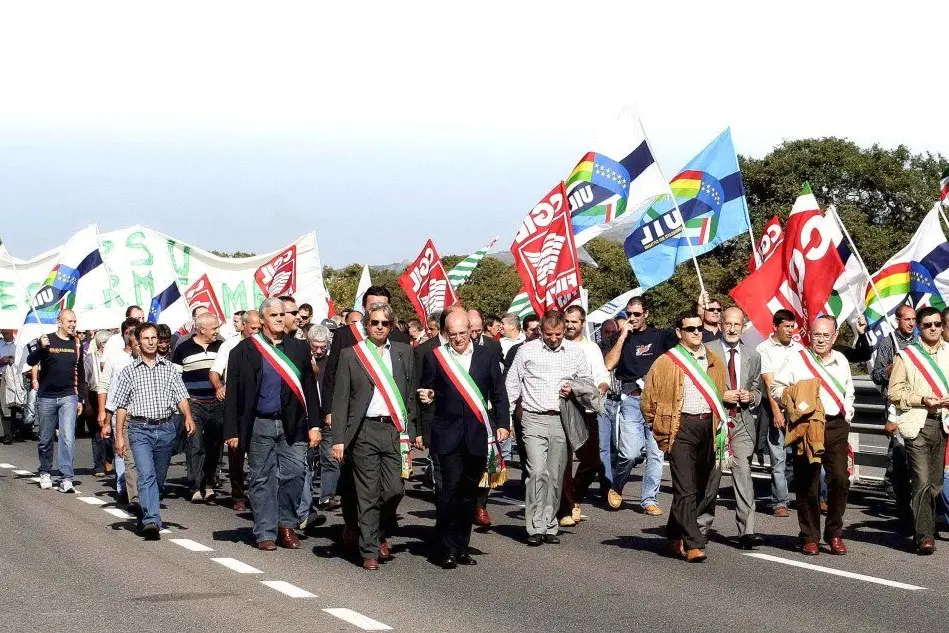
[364,302,395,327]
[95,330,112,346]
[307,324,332,344]
[195,312,219,330]
[501,312,521,331]
[258,297,284,314]
[427,310,443,325]
[242,310,260,325]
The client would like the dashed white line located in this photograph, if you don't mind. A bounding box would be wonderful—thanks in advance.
[211,557,263,574]
[323,608,392,631]
[261,580,316,598]
[170,538,214,552]
[103,507,135,519]
[0,463,15,468]
[78,496,107,506]
[13,469,33,475]
[30,477,42,483]
[744,552,926,590]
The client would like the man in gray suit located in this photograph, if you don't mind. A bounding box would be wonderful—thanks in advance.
[699,306,763,549]
[331,302,419,570]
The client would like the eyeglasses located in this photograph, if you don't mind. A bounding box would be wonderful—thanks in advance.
[447,331,468,338]
[921,321,943,329]
[470,329,483,335]
[679,326,703,333]
[810,333,833,340]
[629,311,644,318]
[370,319,391,327]
[705,307,722,313]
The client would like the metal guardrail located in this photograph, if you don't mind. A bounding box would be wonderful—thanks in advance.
[851,376,888,470]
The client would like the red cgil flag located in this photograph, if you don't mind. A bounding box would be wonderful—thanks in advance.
[748,215,784,272]
[510,182,583,316]
[398,239,459,321]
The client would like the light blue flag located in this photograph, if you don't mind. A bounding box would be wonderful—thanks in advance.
[623,129,749,290]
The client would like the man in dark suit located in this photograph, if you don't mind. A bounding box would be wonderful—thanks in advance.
[224,298,322,551]
[419,309,509,568]
[331,302,419,570]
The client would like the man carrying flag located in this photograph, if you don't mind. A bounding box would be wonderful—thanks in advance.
[641,311,727,563]
[771,316,855,556]
[418,310,509,569]
[887,306,949,555]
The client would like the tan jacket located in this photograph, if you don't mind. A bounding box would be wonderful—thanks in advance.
[640,348,726,452]
[781,378,825,463]
[888,342,949,439]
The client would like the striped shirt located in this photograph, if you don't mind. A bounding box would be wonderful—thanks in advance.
[172,337,222,399]
[111,355,189,419]
[505,338,592,413]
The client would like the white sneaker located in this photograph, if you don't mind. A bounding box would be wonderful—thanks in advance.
[58,479,75,493]
[39,473,52,490]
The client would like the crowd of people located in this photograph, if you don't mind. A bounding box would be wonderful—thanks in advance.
[2,284,949,568]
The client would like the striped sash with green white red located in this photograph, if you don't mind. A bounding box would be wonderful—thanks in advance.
[352,340,412,479]
[798,349,847,415]
[350,323,365,343]
[432,346,506,488]
[665,345,728,423]
[250,333,307,417]
[900,343,949,398]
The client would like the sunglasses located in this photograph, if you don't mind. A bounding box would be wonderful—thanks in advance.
[629,311,644,317]
[705,307,722,313]
[287,310,299,316]
[679,325,703,333]
[921,321,943,329]
[370,319,391,327]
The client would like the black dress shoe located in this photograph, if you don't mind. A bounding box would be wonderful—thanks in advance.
[543,534,560,544]
[457,553,478,566]
[526,534,543,547]
[738,534,763,550]
[440,555,457,569]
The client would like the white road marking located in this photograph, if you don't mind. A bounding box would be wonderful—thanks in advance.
[30,477,42,483]
[323,608,392,631]
[159,528,172,534]
[170,538,213,552]
[103,508,135,519]
[0,463,15,468]
[260,580,316,598]
[78,496,107,506]
[744,553,925,590]
[211,558,263,574]
[13,469,33,475]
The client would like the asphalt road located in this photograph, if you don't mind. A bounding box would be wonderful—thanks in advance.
[1,434,947,633]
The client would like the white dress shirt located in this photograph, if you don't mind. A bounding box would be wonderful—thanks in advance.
[211,335,242,383]
[770,349,855,422]
[505,338,592,413]
[445,341,474,373]
[365,341,395,417]
[757,335,803,376]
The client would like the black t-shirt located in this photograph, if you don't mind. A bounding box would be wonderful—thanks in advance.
[613,326,678,385]
[26,333,85,398]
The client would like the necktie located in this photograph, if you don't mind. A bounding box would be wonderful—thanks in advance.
[728,348,738,417]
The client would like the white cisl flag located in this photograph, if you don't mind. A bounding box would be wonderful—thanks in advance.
[822,205,869,327]
[352,265,372,312]
[398,239,458,321]
[510,182,583,316]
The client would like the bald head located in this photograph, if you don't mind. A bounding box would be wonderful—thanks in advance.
[445,310,471,353]
[194,312,220,343]
[57,309,77,337]
[722,306,745,345]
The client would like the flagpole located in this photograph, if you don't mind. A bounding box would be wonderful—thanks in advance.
[0,237,45,328]
[826,205,897,343]
[92,223,123,308]
[637,111,707,297]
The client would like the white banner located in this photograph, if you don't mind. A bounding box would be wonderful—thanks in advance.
[0,225,328,332]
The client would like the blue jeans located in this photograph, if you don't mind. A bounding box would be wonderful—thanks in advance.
[612,394,662,507]
[297,448,315,523]
[128,420,177,528]
[318,430,340,501]
[767,421,792,509]
[247,418,307,543]
[37,395,78,479]
[597,397,619,494]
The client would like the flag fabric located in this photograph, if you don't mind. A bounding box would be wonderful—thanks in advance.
[183,273,226,324]
[864,204,949,345]
[508,288,534,318]
[352,265,372,312]
[941,167,949,205]
[748,215,783,272]
[567,108,667,247]
[730,184,845,342]
[147,280,190,330]
[398,240,459,321]
[510,183,583,317]
[24,225,106,327]
[822,206,869,326]
[447,237,498,290]
[587,288,642,325]
[624,128,750,290]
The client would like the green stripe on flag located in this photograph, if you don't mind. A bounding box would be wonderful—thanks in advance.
[446,237,497,290]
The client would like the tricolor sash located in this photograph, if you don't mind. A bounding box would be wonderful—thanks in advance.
[665,345,729,470]
[901,343,949,398]
[798,349,846,416]
[432,346,506,488]
[352,341,412,479]
[350,322,365,343]
[250,333,307,417]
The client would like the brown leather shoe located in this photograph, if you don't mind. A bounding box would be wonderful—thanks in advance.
[686,548,707,563]
[827,536,848,555]
[362,558,379,570]
[802,541,819,556]
[918,538,936,555]
[643,504,663,516]
[474,507,492,527]
[232,499,248,513]
[277,527,302,549]
[774,506,790,518]
[256,540,277,551]
[379,539,393,561]
[666,539,685,559]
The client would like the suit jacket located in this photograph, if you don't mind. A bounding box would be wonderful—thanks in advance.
[414,336,443,444]
[322,323,409,417]
[420,344,509,456]
[706,338,762,432]
[330,339,418,449]
[474,335,504,368]
[223,335,321,452]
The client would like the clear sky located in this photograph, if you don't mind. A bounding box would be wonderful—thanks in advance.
[1,1,946,266]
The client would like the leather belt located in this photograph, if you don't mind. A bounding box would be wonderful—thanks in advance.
[364,415,393,423]
[129,416,172,425]
[191,396,218,404]
[681,412,712,421]
[529,410,561,416]
[255,411,282,420]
